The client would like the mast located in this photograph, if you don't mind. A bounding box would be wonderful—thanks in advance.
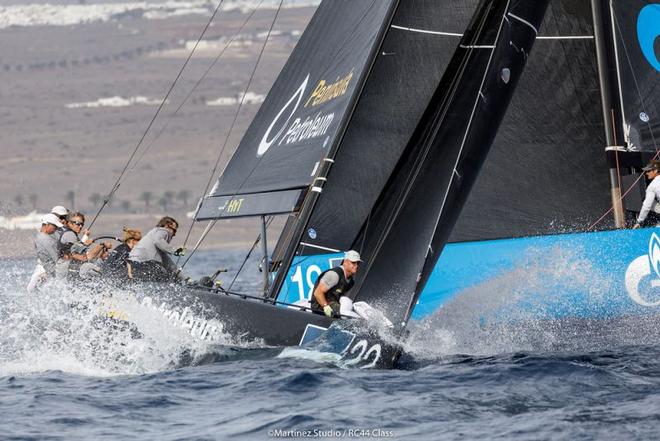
[260,216,269,296]
[267,1,400,299]
[591,0,625,228]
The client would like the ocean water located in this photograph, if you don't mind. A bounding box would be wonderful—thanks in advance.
[2,250,660,440]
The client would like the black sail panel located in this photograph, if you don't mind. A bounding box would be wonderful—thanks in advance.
[450,0,612,242]
[201,0,398,219]
[351,0,549,327]
[299,0,480,253]
[611,1,660,152]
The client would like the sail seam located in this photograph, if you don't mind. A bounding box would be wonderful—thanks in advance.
[537,35,593,40]
[390,24,462,37]
[507,12,538,35]
[392,24,589,41]
[299,242,341,253]
[460,44,495,49]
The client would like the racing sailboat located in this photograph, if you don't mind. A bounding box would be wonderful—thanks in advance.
[135,0,659,367]
[133,0,547,368]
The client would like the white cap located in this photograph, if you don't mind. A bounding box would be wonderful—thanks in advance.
[344,250,362,262]
[51,205,68,217]
[41,213,63,228]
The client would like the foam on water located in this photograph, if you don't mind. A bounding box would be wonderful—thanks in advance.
[0,260,250,377]
[402,245,660,361]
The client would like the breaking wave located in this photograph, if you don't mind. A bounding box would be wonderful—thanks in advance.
[0,259,262,377]
[402,245,660,363]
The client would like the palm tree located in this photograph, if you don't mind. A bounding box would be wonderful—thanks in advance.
[158,196,169,212]
[163,191,175,207]
[29,193,38,210]
[177,189,192,208]
[120,200,131,213]
[89,193,102,208]
[139,191,153,210]
[65,191,75,211]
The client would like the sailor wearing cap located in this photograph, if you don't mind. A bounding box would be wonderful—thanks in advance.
[27,213,63,292]
[50,205,69,240]
[634,160,660,229]
[311,250,362,318]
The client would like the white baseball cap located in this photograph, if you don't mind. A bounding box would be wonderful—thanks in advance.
[344,250,362,262]
[42,213,63,228]
[51,205,69,217]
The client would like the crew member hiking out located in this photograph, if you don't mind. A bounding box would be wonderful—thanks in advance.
[311,250,362,317]
[634,160,660,229]
[128,216,186,282]
[27,214,64,292]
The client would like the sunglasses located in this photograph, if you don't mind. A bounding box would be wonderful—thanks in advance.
[70,220,84,226]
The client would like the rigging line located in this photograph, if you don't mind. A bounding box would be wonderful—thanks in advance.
[355,2,496,289]
[129,0,267,175]
[87,0,227,230]
[189,0,378,268]
[610,8,660,153]
[228,0,380,194]
[179,219,217,270]
[227,215,274,291]
[587,149,660,230]
[587,8,660,231]
[179,0,285,261]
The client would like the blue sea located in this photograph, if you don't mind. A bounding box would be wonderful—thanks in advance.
[2,250,660,440]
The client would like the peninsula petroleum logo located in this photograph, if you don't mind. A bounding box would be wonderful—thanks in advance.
[625,232,660,306]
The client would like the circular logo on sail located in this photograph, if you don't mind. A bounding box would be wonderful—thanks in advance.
[625,232,660,306]
[637,5,660,72]
[256,75,309,157]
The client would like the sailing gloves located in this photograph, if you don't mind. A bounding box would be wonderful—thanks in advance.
[323,305,334,318]
[174,247,187,257]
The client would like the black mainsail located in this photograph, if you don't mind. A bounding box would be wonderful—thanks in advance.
[196,0,399,220]
[451,0,614,242]
[349,0,549,327]
[299,0,481,254]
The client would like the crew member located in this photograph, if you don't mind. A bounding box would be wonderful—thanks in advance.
[56,212,111,278]
[634,160,660,229]
[311,250,362,317]
[27,214,63,292]
[128,216,185,282]
[50,205,68,241]
[101,227,142,280]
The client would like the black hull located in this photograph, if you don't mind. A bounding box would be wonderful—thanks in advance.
[129,283,401,368]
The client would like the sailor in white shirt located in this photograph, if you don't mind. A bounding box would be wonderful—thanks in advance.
[634,160,660,229]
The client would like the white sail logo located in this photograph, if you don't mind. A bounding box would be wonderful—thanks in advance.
[624,232,660,306]
[257,74,309,157]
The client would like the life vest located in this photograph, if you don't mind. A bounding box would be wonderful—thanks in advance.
[57,227,75,256]
[310,266,354,309]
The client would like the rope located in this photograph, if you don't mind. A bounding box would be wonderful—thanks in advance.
[227,216,274,291]
[128,0,267,174]
[587,9,660,230]
[179,0,285,265]
[87,0,227,230]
